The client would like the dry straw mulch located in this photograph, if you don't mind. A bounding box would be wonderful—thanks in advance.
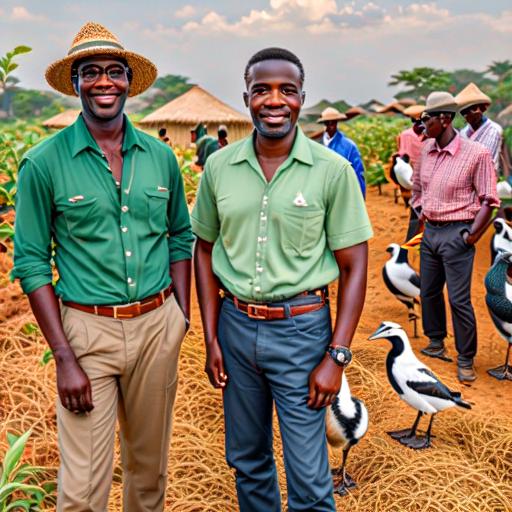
[1,310,511,512]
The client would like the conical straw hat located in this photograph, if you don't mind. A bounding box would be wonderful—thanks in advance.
[45,22,157,97]
[317,107,347,123]
[455,83,491,110]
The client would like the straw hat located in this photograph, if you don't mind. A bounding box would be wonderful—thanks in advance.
[45,22,157,97]
[317,107,348,123]
[424,91,458,114]
[455,82,491,110]
[403,104,425,120]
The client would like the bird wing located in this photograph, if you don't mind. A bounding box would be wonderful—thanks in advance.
[408,272,421,291]
[405,368,455,402]
[386,262,420,298]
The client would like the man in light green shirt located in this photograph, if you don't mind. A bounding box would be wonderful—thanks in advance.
[193,47,372,511]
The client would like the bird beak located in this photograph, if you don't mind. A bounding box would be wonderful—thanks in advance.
[368,323,387,341]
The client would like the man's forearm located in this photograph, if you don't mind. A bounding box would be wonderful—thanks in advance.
[194,238,221,345]
[468,203,493,244]
[27,284,75,363]
[170,258,192,320]
[330,242,368,348]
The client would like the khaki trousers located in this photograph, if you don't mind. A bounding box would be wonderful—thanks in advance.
[57,295,186,512]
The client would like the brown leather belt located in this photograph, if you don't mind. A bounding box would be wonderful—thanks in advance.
[222,288,328,320]
[62,284,174,319]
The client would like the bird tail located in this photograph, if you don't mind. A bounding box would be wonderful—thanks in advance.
[451,392,472,409]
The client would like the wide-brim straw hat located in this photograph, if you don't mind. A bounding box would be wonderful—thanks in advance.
[424,91,458,114]
[45,22,157,97]
[317,107,348,123]
[403,104,425,120]
[455,82,491,110]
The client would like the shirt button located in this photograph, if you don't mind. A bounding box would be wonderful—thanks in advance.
[121,226,128,233]
[115,181,120,187]
[121,205,129,213]
[127,277,133,284]
[254,286,261,292]
[256,266,263,273]
[125,250,132,257]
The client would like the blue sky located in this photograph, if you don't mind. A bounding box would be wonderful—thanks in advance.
[1,1,511,111]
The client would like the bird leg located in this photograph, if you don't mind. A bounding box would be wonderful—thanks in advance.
[402,414,435,450]
[334,446,357,496]
[407,304,419,338]
[487,343,512,381]
[388,410,422,441]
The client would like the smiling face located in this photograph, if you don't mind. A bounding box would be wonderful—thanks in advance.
[75,56,129,122]
[244,59,304,139]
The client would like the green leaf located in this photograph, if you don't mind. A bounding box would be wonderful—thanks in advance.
[5,499,33,511]
[0,430,31,487]
[21,322,39,335]
[0,482,44,503]
[6,433,19,448]
[13,46,32,56]
[40,349,54,366]
[0,223,15,241]
[7,62,19,74]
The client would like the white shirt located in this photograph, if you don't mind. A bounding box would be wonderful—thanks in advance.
[460,118,503,172]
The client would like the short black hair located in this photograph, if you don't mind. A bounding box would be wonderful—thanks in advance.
[158,127,167,137]
[244,47,304,85]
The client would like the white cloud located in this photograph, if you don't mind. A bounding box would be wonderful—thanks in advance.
[10,6,45,21]
[175,5,197,19]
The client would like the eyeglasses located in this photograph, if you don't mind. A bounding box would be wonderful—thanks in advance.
[460,104,485,117]
[74,64,129,84]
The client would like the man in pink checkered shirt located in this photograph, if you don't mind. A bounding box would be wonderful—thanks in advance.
[411,91,500,383]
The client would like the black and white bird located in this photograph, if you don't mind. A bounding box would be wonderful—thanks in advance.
[491,218,512,264]
[326,371,369,495]
[484,251,512,381]
[382,243,421,337]
[368,321,472,449]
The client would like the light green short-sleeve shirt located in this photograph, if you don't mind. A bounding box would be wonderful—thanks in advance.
[191,127,373,302]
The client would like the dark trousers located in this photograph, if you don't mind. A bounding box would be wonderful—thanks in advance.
[420,223,477,365]
[405,207,419,243]
[218,296,336,512]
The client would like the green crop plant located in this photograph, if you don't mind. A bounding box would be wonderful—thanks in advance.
[0,430,56,510]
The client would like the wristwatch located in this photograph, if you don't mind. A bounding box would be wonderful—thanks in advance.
[327,346,352,367]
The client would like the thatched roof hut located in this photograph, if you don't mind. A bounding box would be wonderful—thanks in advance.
[43,109,80,129]
[139,86,253,146]
[345,106,369,119]
[376,102,406,115]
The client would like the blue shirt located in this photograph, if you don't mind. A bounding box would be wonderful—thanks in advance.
[324,130,365,198]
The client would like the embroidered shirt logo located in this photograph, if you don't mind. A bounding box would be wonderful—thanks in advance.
[293,192,308,207]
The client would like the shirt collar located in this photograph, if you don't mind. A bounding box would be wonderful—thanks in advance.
[429,132,461,156]
[230,126,314,168]
[71,114,146,158]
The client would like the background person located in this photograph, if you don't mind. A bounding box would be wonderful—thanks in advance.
[412,91,499,383]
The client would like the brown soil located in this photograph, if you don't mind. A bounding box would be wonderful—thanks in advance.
[0,183,510,511]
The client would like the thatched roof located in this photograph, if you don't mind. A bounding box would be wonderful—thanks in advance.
[377,102,406,115]
[139,85,251,126]
[345,106,369,119]
[43,109,80,128]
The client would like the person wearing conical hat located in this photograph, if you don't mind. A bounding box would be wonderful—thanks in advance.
[411,91,499,383]
[12,22,193,510]
[456,82,503,173]
[316,107,366,197]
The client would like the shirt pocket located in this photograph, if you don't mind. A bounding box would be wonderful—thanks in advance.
[144,188,170,234]
[277,206,325,256]
[61,197,98,240]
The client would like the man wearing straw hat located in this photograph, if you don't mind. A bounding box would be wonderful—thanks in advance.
[316,106,366,197]
[412,91,499,382]
[456,82,503,174]
[12,22,193,510]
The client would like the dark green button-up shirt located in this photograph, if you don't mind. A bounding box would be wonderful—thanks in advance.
[191,128,373,302]
[12,114,193,305]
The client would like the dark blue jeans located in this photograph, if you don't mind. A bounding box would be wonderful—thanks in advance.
[218,295,336,512]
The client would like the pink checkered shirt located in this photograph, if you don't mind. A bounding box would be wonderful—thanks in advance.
[411,133,499,221]
[398,127,426,170]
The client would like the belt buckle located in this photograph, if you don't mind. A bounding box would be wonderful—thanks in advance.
[113,303,141,319]
[247,304,268,320]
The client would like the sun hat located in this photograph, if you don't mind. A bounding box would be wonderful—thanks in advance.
[455,82,491,111]
[424,91,458,114]
[45,22,157,97]
[403,104,425,120]
[317,107,348,123]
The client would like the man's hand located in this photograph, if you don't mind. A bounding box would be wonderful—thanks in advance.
[55,349,94,413]
[307,354,342,409]
[205,338,228,389]
[462,230,476,246]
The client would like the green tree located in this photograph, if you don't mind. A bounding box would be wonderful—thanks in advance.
[0,45,31,118]
[486,60,512,81]
[389,67,451,101]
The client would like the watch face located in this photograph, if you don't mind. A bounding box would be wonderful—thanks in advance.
[336,352,345,363]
